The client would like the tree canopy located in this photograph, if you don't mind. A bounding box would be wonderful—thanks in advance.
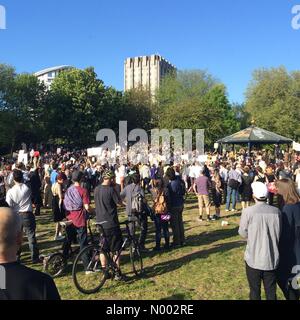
[1,63,297,154]
[245,66,300,140]
[156,70,240,146]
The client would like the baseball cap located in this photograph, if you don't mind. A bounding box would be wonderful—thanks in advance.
[252,182,268,200]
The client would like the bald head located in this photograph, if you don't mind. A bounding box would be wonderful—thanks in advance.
[0,207,22,253]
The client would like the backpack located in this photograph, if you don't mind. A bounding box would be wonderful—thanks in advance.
[131,185,144,215]
[228,179,239,190]
[63,185,83,212]
[153,190,168,215]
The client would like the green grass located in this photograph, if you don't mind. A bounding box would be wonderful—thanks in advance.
[21,194,285,300]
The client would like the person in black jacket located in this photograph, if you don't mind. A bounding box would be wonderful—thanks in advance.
[0,207,60,300]
[165,168,186,247]
[275,179,300,300]
[28,166,43,216]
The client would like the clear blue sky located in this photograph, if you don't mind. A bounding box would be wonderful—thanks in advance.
[0,0,300,103]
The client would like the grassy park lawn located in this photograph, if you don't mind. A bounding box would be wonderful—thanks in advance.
[21,194,285,300]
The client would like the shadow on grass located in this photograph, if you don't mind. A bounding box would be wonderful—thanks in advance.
[185,226,239,247]
[141,226,240,259]
[224,212,242,219]
[142,240,245,278]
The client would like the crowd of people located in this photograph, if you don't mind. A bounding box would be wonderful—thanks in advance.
[0,145,299,300]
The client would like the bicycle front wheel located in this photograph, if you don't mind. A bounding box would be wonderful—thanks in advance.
[72,244,109,294]
[130,242,144,276]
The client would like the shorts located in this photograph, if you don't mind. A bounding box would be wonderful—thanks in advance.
[198,194,210,208]
[103,227,123,253]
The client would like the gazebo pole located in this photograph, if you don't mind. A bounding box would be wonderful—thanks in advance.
[248,142,252,156]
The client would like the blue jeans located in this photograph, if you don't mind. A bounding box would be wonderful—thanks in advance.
[226,186,237,210]
[19,212,39,262]
[154,215,170,248]
[63,225,89,268]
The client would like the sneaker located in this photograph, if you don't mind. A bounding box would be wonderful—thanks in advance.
[207,216,212,222]
[114,272,127,282]
[225,210,229,212]
[231,209,236,212]
[197,217,203,222]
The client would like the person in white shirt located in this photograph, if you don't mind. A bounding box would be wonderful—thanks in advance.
[140,164,151,193]
[6,169,40,264]
[188,162,203,192]
[259,159,267,173]
[115,164,126,193]
[193,162,203,179]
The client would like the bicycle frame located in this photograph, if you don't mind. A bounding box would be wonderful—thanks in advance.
[97,221,137,273]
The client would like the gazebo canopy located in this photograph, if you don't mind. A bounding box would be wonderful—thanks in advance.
[217,126,293,145]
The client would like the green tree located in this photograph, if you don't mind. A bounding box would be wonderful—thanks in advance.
[48,67,108,146]
[122,88,154,133]
[157,70,239,146]
[0,64,46,152]
[245,66,300,140]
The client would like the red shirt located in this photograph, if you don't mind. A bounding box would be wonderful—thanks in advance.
[66,186,90,228]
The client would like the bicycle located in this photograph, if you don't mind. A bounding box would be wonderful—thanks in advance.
[41,217,96,278]
[72,220,144,294]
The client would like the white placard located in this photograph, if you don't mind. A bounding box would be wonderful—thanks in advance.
[87,147,103,157]
[181,154,189,161]
[214,143,219,150]
[18,150,24,163]
[198,155,208,163]
[110,150,116,159]
[23,153,28,165]
[293,141,300,152]
[57,148,62,155]
[18,151,28,165]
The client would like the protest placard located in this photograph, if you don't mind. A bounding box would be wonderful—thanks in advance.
[293,141,300,152]
[87,147,103,157]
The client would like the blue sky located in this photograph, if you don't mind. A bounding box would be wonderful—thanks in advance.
[0,0,300,103]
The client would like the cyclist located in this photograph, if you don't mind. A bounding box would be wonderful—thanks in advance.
[94,169,124,280]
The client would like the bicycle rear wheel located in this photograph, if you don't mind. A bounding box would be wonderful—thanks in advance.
[44,253,66,278]
[72,244,109,294]
[130,242,144,276]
